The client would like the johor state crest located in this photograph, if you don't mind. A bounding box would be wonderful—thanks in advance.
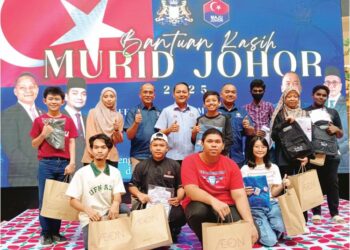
[155,0,193,26]
[203,0,230,27]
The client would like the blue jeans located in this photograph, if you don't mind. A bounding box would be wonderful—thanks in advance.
[251,200,285,247]
[38,158,68,236]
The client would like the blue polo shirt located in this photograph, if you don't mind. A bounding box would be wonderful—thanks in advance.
[219,105,252,166]
[124,103,160,159]
[155,103,200,160]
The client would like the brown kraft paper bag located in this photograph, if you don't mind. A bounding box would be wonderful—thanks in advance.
[40,179,79,221]
[131,204,172,250]
[202,220,252,250]
[289,169,324,211]
[278,188,307,236]
[88,216,133,250]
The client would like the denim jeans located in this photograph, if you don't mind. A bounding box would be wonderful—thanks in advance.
[38,158,68,236]
[251,200,285,247]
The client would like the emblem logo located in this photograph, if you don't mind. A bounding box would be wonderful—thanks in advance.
[155,0,193,26]
[203,0,230,28]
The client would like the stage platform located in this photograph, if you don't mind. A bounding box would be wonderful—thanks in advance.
[1,198,349,249]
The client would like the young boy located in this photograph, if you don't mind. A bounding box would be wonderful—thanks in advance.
[128,132,186,242]
[30,87,78,246]
[192,90,233,155]
[66,133,127,249]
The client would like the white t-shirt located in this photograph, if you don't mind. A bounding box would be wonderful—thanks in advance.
[66,164,126,227]
[241,163,282,198]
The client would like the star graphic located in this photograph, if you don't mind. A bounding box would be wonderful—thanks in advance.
[51,0,124,70]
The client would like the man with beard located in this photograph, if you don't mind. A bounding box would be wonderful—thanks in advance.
[323,66,348,172]
[244,79,274,147]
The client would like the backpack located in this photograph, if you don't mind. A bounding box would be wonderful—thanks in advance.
[312,120,338,156]
[278,121,314,159]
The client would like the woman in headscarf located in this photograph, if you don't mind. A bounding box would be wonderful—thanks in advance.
[82,87,123,167]
[271,86,310,177]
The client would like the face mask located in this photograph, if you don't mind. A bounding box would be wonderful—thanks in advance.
[252,93,264,102]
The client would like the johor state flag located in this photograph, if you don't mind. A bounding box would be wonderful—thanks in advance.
[0,0,154,86]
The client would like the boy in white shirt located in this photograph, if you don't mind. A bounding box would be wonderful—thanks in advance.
[66,133,128,249]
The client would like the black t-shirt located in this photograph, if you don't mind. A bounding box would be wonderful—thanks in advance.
[129,157,181,194]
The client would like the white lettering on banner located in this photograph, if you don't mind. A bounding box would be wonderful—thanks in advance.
[221,31,276,53]
[194,50,322,78]
[44,29,323,79]
[120,29,213,56]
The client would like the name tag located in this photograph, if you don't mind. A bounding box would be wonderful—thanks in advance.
[164,174,174,179]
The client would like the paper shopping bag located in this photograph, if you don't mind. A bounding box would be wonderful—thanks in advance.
[88,216,133,250]
[40,179,79,221]
[202,220,252,250]
[131,204,172,250]
[278,188,307,236]
[289,169,323,211]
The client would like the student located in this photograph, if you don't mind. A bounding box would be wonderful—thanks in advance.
[241,136,290,246]
[182,128,259,245]
[66,133,128,249]
[128,132,186,242]
[30,87,78,246]
[305,85,344,224]
[192,90,233,156]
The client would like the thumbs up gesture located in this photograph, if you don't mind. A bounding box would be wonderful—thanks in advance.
[169,120,179,132]
[135,109,142,124]
[242,116,250,128]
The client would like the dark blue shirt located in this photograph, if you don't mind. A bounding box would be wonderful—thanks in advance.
[219,105,251,166]
[124,104,160,159]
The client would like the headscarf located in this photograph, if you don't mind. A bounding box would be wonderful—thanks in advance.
[94,87,119,137]
[270,86,307,130]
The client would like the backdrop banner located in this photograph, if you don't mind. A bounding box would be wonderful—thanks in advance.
[1,0,348,187]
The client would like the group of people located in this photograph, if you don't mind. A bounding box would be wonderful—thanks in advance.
[8,68,345,249]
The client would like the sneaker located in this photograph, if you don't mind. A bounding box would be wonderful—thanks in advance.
[331,215,345,224]
[52,234,68,244]
[40,234,53,246]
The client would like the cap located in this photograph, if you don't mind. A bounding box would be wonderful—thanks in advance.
[67,77,86,91]
[150,132,168,144]
[325,66,341,78]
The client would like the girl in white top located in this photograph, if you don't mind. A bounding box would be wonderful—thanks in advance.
[241,136,290,247]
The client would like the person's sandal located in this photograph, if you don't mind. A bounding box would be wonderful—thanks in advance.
[311,215,322,224]
[331,215,345,224]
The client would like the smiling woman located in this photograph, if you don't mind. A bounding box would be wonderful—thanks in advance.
[82,87,124,168]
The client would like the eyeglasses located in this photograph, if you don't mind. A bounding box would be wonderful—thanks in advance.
[324,81,341,86]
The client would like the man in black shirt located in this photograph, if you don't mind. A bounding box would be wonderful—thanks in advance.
[305,85,344,224]
[128,132,186,242]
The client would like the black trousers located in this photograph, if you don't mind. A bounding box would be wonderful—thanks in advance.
[168,205,187,237]
[184,201,242,243]
[311,155,340,217]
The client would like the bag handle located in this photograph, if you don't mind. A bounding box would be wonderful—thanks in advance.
[297,164,307,174]
[216,211,234,224]
[63,175,71,183]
